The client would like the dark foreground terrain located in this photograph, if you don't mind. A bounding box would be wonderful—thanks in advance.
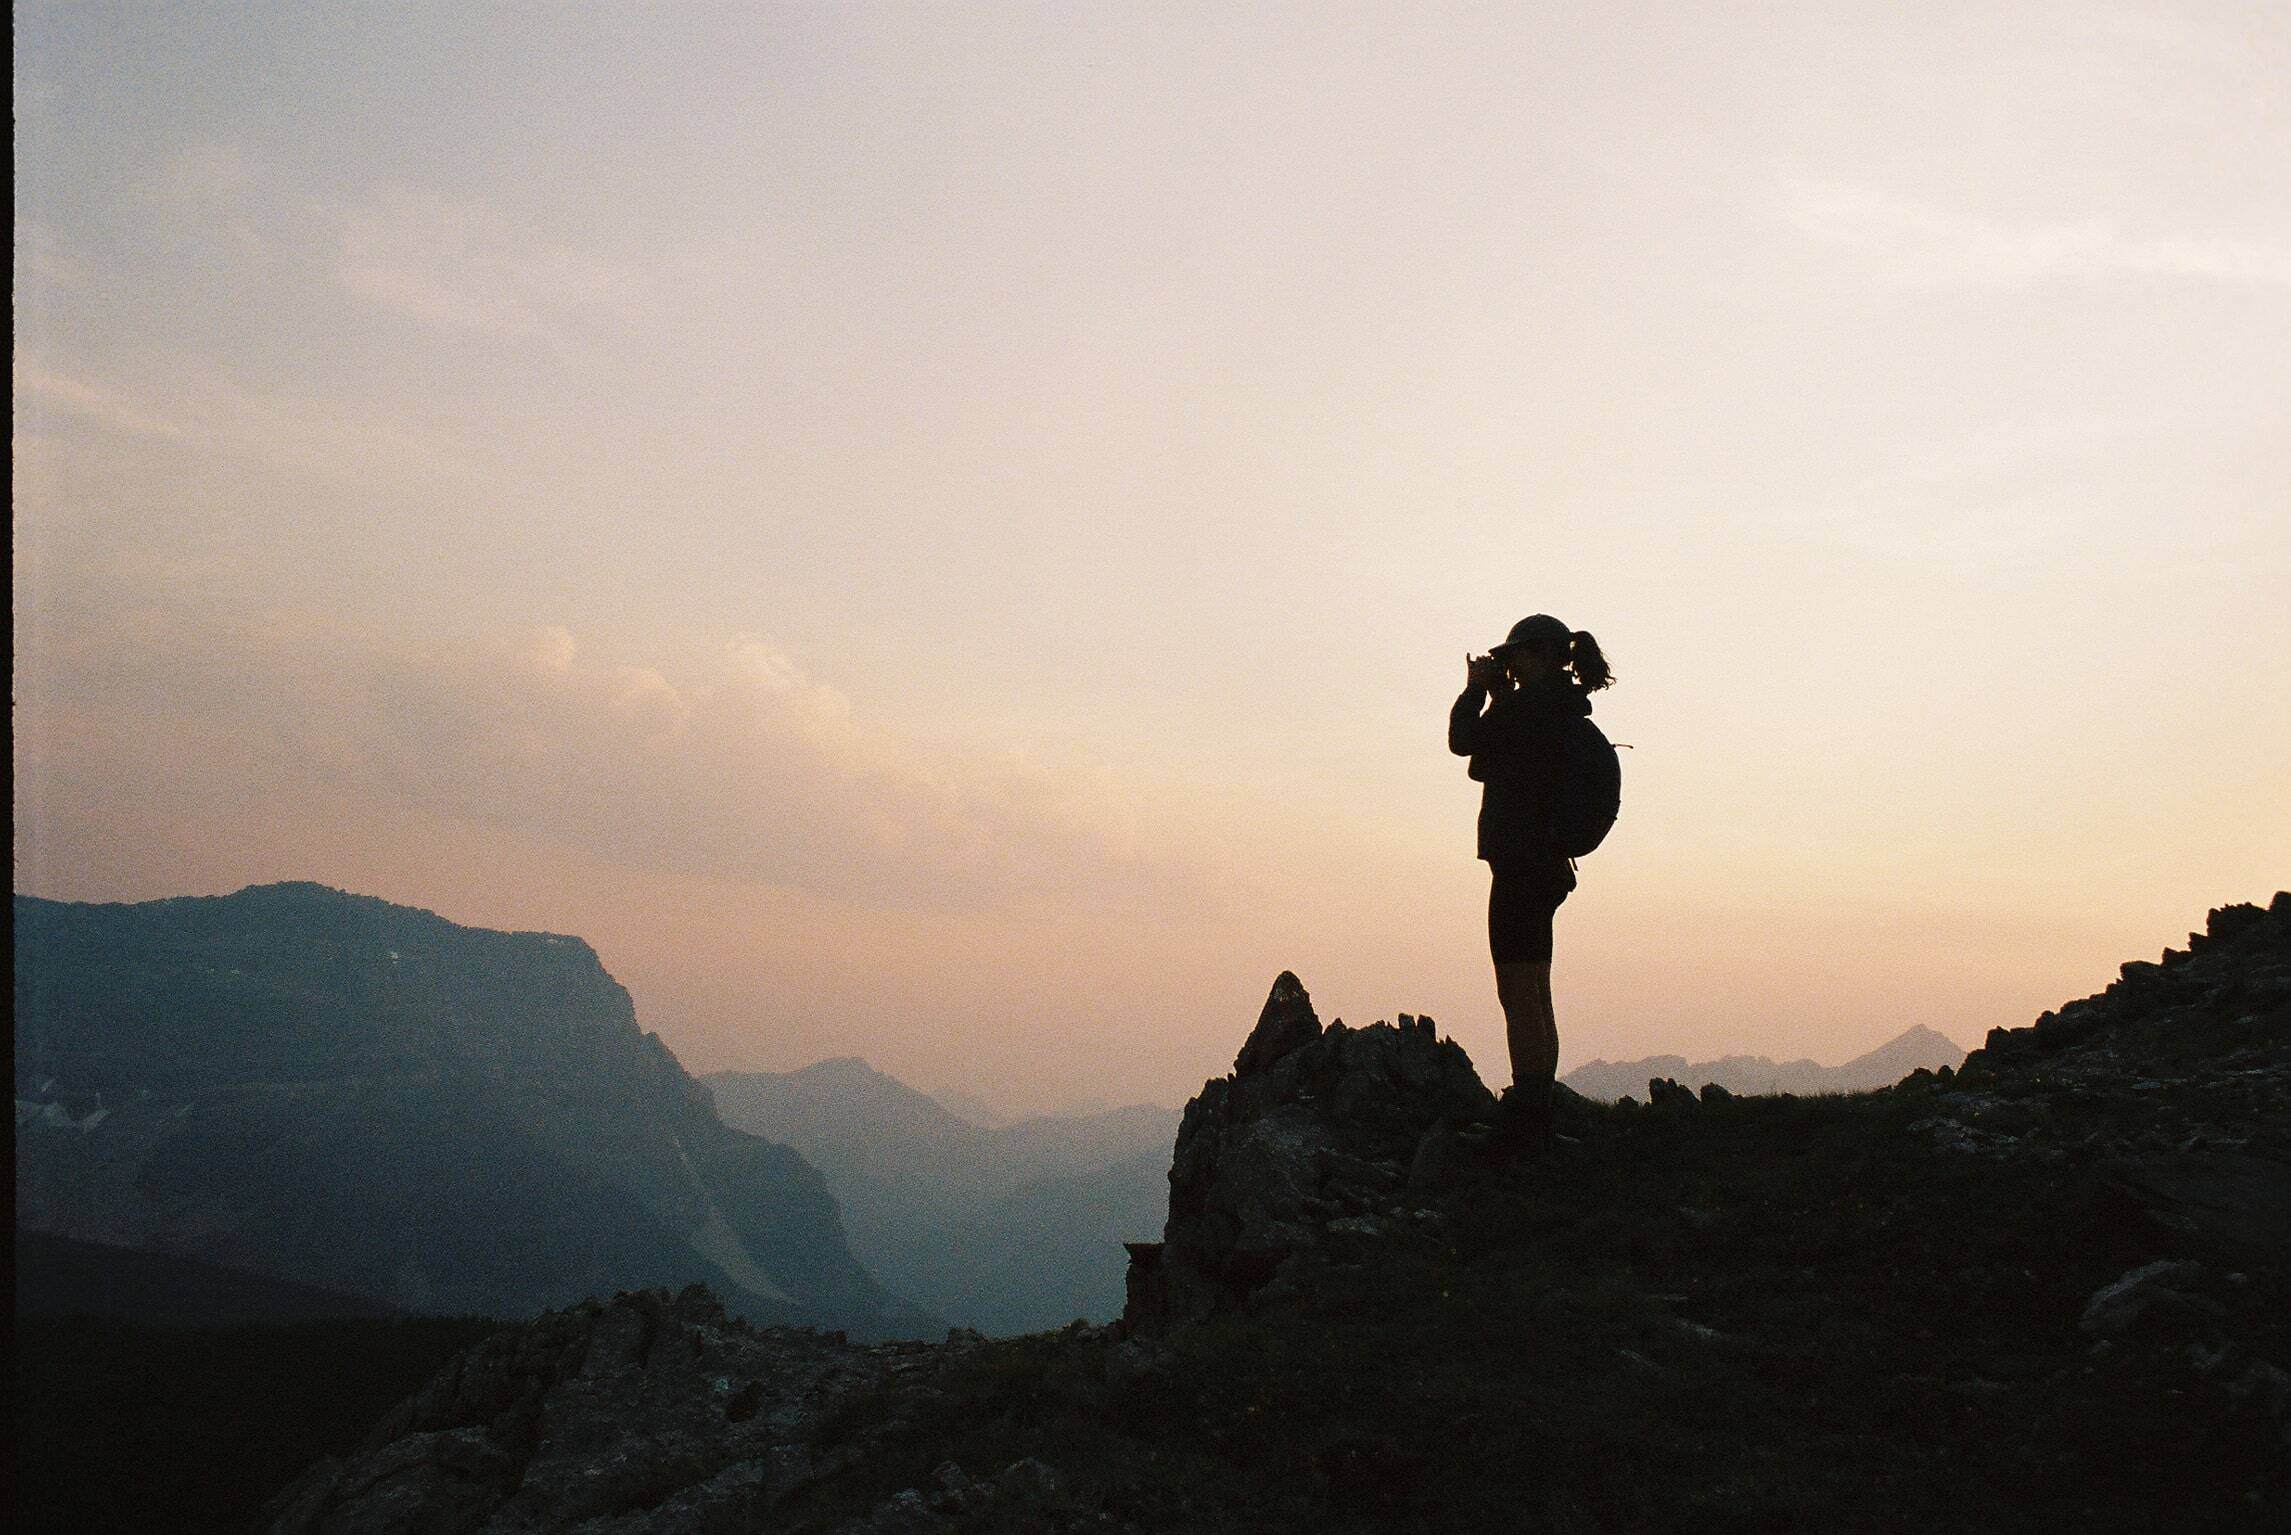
[27,895,2291,1534]
[11,1313,497,1533]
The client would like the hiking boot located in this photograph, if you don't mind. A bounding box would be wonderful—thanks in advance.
[1492,1085,1555,1155]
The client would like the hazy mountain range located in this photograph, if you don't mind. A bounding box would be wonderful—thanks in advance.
[11,876,1960,1345]
[708,1058,1177,1334]
[13,883,927,1337]
[1560,1023,1967,1102]
[929,1085,1014,1128]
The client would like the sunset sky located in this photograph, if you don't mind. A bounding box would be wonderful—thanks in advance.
[16,2,2289,1114]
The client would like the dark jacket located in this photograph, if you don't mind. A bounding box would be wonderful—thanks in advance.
[1449,678,1593,865]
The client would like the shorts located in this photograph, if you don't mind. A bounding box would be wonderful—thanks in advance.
[1487,858,1575,964]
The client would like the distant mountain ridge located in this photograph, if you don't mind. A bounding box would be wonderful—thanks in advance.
[707,1058,1176,1334]
[14,882,928,1337]
[930,1085,1012,1128]
[1561,1024,1967,1102]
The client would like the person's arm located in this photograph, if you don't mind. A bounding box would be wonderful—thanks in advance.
[1450,652,1508,756]
[1449,684,1486,757]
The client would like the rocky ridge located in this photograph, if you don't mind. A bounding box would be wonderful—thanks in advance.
[251,897,2289,1533]
[1911,893,2291,1252]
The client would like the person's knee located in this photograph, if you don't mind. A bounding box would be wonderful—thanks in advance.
[1494,960,1550,1010]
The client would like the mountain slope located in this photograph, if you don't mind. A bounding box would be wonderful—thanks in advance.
[13,883,927,1336]
[706,1058,1176,1332]
[1562,1022,1966,1101]
[930,1086,1012,1128]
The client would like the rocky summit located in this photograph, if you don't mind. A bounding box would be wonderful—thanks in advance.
[242,896,2284,1533]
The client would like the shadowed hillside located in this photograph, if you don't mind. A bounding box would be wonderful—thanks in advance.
[249,893,2287,1533]
[13,883,928,1338]
[15,1232,401,1326]
[14,1311,497,1534]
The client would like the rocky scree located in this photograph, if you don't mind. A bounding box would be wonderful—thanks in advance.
[260,1285,1080,1535]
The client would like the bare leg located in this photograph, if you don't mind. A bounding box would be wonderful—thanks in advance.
[1494,960,1557,1096]
[1535,960,1559,1087]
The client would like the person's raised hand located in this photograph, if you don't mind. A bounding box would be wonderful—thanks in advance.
[1467,652,1506,690]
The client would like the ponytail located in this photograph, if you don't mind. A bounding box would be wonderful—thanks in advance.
[1568,630,1614,692]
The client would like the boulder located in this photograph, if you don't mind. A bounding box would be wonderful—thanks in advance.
[2105,1152,2291,1257]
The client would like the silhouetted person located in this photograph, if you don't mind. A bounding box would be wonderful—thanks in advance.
[1450,614,1615,1147]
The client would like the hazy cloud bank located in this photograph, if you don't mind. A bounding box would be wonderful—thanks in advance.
[15,612,1199,915]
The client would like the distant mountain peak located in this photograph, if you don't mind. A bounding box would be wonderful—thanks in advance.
[1891,1023,1964,1046]
[791,1055,895,1083]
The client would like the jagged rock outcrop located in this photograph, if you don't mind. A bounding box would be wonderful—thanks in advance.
[259,1286,1080,1535]
[1126,973,1495,1327]
[1907,893,2291,1257]
[13,883,925,1336]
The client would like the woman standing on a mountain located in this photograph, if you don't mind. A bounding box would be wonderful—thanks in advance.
[1449,614,1615,1148]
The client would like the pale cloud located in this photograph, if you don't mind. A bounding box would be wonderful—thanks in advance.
[335,185,658,347]
[11,355,473,483]
[15,220,86,292]
[1779,177,2291,290]
[158,141,258,205]
[13,359,187,441]
[18,610,1200,915]
[144,141,274,262]
[518,625,580,675]
[2091,2,2274,76]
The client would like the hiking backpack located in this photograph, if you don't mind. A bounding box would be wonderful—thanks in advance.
[1548,714,1622,857]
